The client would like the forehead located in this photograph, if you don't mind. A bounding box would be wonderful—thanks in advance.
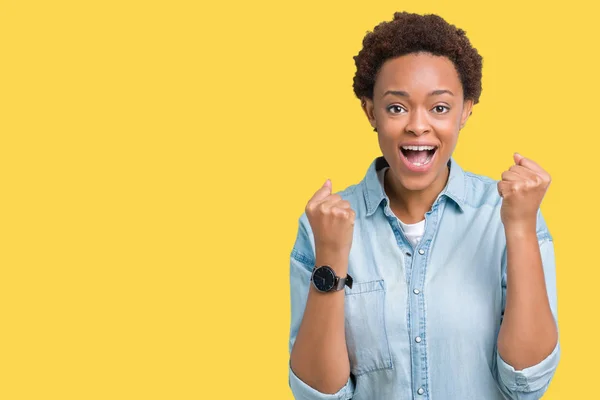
[374,52,463,97]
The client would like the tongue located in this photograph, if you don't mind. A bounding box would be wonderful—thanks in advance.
[406,150,429,164]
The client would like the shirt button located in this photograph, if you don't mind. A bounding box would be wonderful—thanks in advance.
[418,249,425,255]
[413,289,420,295]
[417,388,425,395]
[415,336,422,343]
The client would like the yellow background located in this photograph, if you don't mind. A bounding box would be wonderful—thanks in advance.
[0,0,596,398]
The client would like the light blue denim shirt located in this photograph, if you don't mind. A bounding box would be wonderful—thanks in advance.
[288,155,560,400]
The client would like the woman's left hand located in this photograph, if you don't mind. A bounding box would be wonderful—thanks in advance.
[497,153,552,229]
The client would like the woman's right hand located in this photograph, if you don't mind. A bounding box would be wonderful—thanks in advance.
[305,179,356,258]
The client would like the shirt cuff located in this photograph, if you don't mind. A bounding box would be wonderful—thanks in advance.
[497,340,560,392]
[289,364,354,400]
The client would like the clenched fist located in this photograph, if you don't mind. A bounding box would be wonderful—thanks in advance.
[305,179,356,257]
[498,153,551,228]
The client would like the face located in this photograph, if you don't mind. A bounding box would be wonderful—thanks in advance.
[362,52,474,193]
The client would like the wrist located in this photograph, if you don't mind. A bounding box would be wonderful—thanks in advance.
[315,248,349,275]
[503,219,537,238]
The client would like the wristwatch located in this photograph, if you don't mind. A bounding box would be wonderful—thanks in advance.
[311,265,353,293]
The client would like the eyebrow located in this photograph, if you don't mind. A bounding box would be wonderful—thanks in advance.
[383,89,454,98]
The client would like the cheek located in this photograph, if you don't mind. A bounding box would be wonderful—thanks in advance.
[438,132,459,152]
[431,114,460,129]
[376,132,391,150]
[431,118,460,142]
[376,133,400,159]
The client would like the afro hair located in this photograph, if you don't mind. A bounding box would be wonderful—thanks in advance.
[353,12,483,104]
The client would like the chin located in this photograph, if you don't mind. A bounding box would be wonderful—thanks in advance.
[397,174,437,192]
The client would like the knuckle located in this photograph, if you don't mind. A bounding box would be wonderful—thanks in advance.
[305,202,314,214]
[333,208,346,218]
[318,202,329,213]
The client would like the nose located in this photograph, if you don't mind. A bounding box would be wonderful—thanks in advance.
[405,107,431,136]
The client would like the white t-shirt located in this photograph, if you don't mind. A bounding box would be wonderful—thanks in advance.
[377,166,425,247]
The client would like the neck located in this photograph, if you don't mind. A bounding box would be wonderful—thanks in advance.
[384,165,450,224]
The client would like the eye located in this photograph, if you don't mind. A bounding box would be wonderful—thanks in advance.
[432,105,450,114]
[386,105,406,114]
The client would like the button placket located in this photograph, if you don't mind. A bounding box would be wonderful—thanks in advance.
[408,199,445,400]
[409,236,428,398]
[389,197,445,400]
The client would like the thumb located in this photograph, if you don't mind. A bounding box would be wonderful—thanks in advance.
[321,178,332,196]
[513,152,524,165]
[309,178,332,203]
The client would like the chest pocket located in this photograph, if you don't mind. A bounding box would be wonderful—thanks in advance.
[344,279,393,376]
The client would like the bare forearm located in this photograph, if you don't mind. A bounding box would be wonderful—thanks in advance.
[498,222,558,370]
[290,250,350,393]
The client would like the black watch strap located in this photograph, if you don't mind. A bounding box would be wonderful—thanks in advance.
[334,274,353,291]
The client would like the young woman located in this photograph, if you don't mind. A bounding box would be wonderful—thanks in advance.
[288,12,560,400]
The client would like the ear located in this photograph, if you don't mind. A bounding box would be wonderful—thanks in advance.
[459,99,474,130]
[361,97,377,130]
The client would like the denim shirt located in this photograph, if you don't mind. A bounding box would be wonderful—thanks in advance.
[288,155,560,400]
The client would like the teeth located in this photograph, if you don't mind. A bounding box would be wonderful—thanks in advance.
[401,145,436,151]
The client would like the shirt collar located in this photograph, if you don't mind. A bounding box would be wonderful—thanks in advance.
[362,155,466,216]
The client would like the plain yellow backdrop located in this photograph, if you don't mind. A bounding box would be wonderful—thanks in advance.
[0,0,597,398]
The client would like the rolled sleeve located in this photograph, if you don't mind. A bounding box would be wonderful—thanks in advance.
[496,340,560,396]
[289,364,355,400]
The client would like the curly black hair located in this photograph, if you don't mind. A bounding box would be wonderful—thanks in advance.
[353,12,483,104]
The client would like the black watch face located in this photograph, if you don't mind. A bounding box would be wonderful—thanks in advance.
[313,266,336,292]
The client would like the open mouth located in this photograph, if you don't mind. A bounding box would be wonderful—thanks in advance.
[400,145,438,167]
